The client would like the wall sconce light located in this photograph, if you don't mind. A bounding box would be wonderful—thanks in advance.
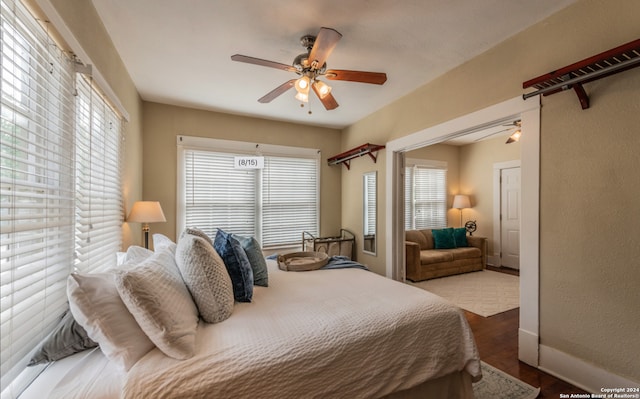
[127,201,166,249]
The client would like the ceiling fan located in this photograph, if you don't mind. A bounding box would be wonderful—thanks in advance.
[231,27,387,111]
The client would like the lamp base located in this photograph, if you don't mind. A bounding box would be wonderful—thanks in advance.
[142,224,150,249]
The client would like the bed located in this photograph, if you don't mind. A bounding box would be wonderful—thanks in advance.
[21,234,481,399]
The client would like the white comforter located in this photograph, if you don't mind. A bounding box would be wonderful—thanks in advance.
[123,261,481,398]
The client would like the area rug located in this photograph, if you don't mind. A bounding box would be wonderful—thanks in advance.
[473,361,540,399]
[409,270,519,317]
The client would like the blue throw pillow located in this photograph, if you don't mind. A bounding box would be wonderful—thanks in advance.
[432,228,456,249]
[233,234,268,287]
[453,227,468,247]
[213,229,254,302]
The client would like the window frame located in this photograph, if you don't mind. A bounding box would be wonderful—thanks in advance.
[404,158,448,230]
[176,135,320,249]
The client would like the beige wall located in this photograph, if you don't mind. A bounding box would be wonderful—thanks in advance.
[142,102,343,244]
[342,0,640,384]
[49,0,144,249]
[459,136,521,254]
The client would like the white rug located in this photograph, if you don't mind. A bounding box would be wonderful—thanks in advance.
[409,270,519,317]
[473,361,540,399]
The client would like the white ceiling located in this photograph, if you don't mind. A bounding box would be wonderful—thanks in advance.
[91,0,575,130]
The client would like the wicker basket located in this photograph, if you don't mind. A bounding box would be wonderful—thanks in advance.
[277,251,329,272]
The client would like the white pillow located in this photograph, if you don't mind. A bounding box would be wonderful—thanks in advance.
[124,245,154,263]
[114,247,199,360]
[67,272,155,371]
[152,233,176,252]
[175,233,234,323]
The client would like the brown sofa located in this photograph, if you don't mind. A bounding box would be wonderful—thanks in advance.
[405,229,487,282]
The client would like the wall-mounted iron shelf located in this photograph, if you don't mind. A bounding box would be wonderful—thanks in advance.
[328,143,385,170]
[523,38,640,109]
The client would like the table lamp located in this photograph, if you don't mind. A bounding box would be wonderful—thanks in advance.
[127,201,166,249]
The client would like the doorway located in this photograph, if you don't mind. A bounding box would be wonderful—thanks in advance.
[385,95,541,366]
[492,161,521,269]
[500,167,521,269]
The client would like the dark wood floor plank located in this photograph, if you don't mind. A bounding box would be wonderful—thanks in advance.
[464,308,588,397]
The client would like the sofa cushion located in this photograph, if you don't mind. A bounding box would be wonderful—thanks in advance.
[450,247,481,260]
[405,230,428,250]
[419,230,435,250]
[420,250,454,264]
[432,228,456,249]
[453,227,468,247]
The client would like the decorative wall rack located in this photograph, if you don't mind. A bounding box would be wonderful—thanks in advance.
[328,143,385,169]
[523,38,640,109]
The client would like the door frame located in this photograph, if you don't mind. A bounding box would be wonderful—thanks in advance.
[385,95,541,366]
[491,161,521,267]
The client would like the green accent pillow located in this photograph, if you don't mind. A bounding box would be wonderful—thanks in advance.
[453,227,468,247]
[432,228,456,249]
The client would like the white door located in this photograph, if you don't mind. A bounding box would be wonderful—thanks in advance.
[501,167,520,269]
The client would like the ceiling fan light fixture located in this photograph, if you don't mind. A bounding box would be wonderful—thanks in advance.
[295,91,309,103]
[313,80,332,99]
[506,129,522,144]
[295,76,310,92]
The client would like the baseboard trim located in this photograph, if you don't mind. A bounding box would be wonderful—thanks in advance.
[487,254,499,267]
[518,328,538,367]
[539,345,639,393]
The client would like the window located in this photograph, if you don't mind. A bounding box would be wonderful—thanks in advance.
[1,0,76,389]
[74,75,124,273]
[178,136,319,248]
[404,160,447,230]
[1,0,124,393]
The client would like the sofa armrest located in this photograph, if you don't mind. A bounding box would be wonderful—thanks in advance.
[467,236,488,268]
[405,241,421,278]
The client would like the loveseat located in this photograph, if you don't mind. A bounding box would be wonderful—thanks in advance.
[405,228,487,282]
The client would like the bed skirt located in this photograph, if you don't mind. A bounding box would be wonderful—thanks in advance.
[383,370,474,399]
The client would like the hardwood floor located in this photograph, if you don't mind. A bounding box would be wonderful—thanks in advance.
[464,308,589,397]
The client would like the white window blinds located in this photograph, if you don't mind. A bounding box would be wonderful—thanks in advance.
[74,75,123,273]
[0,0,75,389]
[405,162,448,230]
[262,156,318,246]
[363,172,376,236]
[179,137,319,248]
[184,150,257,237]
[1,1,124,393]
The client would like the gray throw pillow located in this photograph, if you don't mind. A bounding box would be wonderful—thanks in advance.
[183,227,214,247]
[175,233,234,323]
[233,234,268,287]
[28,309,98,366]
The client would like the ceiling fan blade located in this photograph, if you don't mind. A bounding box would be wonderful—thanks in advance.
[231,54,297,72]
[312,85,339,110]
[325,69,387,85]
[258,79,297,103]
[308,27,342,70]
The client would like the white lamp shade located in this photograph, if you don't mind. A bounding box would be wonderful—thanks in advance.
[127,201,166,223]
[452,195,471,209]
